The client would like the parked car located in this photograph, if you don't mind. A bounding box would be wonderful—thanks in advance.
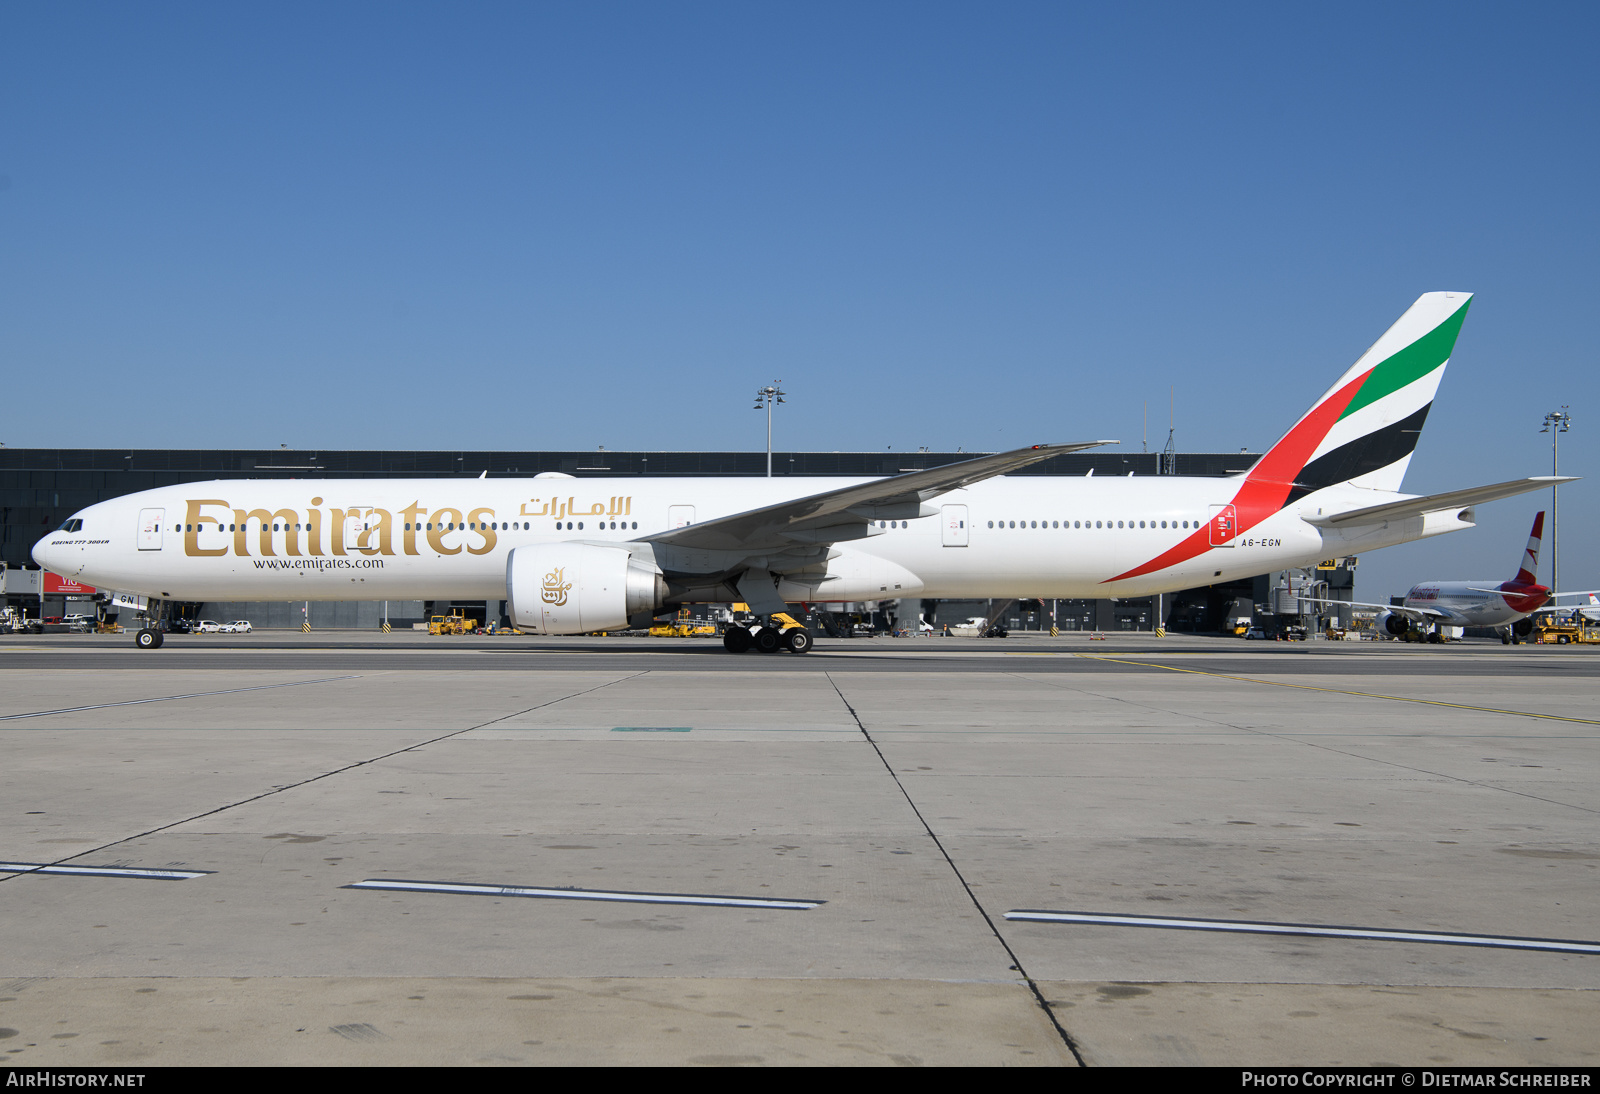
[194,620,223,633]
[221,620,253,633]
[165,617,196,634]
[1244,627,1267,640]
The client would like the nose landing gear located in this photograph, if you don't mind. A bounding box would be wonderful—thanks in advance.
[134,597,166,649]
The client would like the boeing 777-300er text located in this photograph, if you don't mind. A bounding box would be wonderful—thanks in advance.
[1316,511,1598,644]
[34,291,1574,652]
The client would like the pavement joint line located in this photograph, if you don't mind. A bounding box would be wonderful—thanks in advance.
[0,676,364,722]
[1002,910,1600,955]
[1073,653,1600,725]
[0,670,652,888]
[824,671,1086,1067]
[345,878,823,910]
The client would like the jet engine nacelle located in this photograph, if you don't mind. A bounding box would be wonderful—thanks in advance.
[1376,610,1411,637]
[506,543,665,635]
[1512,617,1535,638]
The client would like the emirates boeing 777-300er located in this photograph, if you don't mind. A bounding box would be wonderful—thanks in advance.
[33,292,1573,652]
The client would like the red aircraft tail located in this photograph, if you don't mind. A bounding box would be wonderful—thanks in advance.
[1512,512,1544,586]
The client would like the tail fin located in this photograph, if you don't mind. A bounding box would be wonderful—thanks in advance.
[1109,292,1474,584]
[1246,292,1473,504]
[1513,511,1544,585]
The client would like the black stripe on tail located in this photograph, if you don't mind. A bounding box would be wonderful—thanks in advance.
[1286,403,1431,505]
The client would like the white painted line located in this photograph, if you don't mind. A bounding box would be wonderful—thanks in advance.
[0,676,362,722]
[0,861,211,880]
[348,878,823,910]
[1002,910,1600,955]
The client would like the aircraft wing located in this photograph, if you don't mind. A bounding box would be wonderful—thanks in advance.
[643,441,1115,553]
[1304,477,1577,528]
[1297,595,1453,623]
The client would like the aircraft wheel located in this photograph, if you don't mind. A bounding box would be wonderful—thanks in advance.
[1502,635,1511,645]
[723,627,752,654]
[753,627,782,654]
[135,627,164,650]
[783,627,813,654]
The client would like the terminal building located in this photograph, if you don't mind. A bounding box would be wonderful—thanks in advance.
[0,446,1354,635]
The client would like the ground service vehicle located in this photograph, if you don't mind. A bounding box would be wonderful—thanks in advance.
[428,611,477,635]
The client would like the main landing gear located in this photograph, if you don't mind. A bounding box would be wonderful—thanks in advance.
[722,620,813,654]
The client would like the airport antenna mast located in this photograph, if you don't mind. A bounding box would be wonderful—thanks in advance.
[1540,407,1570,591]
[754,383,786,477]
[1161,387,1177,475]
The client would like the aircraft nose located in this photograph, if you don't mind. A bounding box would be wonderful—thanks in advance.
[32,536,60,572]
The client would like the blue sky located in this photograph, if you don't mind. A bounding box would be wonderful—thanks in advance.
[3,3,1596,598]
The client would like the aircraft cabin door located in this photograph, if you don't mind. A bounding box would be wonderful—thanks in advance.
[941,504,969,547]
[1208,504,1238,547]
[669,505,695,529]
[138,508,164,551]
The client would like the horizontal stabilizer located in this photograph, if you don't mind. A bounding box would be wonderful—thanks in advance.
[1305,477,1576,528]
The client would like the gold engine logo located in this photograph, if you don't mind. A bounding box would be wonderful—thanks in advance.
[541,567,572,606]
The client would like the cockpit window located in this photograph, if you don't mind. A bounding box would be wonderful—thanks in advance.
[57,518,84,533]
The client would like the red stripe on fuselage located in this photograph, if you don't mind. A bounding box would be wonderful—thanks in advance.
[1106,370,1369,583]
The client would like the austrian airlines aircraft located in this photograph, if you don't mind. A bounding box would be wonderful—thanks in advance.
[33,292,1570,651]
[1349,513,1597,644]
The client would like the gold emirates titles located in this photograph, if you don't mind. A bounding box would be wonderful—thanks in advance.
[177,496,633,558]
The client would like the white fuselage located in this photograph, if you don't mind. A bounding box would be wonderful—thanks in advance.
[34,474,1452,605]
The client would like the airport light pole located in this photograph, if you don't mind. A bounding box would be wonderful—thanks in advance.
[754,383,786,477]
[1541,408,1570,591]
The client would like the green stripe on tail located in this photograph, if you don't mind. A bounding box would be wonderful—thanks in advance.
[1338,298,1471,421]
